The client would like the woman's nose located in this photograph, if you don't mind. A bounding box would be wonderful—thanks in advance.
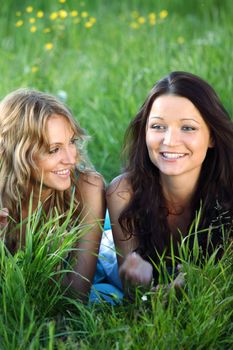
[162,128,180,146]
[62,148,76,164]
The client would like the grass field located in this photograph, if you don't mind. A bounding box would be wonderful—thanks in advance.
[0,0,233,349]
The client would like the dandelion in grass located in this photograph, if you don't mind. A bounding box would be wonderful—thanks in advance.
[16,11,21,17]
[149,18,156,26]
[149,12,156,20]
[73,18,80,24]
[149,12,156,25]
[59,9,68,19]
[70,10,78,17]
[159,10,168,19]
[81,11,88,18]
[15,20,24,27]
[50,12,58,20]
[43,28,51,33]
[45,43,53,50]
[30,26,37,33]
[138,16,146,24]
[29,17,36,23]
[131,11,139,19]
[31,66,39,73]
[37,11,44,18]
[59,0,66,3]
[26,6,33,13]
[58,24,65,31]
[89,17,96,24]
[84,21,93,29]
[130,22,139,29]
[177,36,185,44]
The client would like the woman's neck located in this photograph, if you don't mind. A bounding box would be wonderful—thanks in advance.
[22,187,53,219]
[160,175,198,236]
[160,173,199,210]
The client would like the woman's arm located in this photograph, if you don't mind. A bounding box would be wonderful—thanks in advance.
[106,174,153,289]
[64,172,105,301]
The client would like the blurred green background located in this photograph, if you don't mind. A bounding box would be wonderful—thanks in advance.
[1,0,233,181]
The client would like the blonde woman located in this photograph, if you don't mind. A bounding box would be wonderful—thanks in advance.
[0,88,105,301]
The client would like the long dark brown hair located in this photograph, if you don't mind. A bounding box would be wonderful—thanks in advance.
[119,71,233,261]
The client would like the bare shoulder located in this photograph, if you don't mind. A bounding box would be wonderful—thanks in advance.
[106,173,132,203]
[76,171,105,218]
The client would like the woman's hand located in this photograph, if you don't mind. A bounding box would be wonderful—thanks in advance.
[119,252,153,287]
[151,264,186,303]
[0,208,9,229]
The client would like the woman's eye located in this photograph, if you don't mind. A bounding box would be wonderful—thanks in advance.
[182,126,196,131]
[70,138,78,145]
[49,147,59,154]
[151,124,166,131]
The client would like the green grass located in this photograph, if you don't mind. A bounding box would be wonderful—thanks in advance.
[0,223,232,349]
[1,0,233,181]
[0,1,233,348]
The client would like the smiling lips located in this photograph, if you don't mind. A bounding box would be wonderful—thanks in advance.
[161,152,186,159]
[52,169,71,176]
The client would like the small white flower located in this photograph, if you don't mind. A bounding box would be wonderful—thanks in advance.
[141,294,148,301]
[23,65,30,74]
[57,90,67,102]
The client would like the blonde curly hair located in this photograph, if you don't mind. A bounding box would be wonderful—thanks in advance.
[0,88,90,251]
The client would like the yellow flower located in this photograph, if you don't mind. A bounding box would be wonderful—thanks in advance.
[177,36,185,44]
[29,18,36,23]
[131,11,139,19]
[130,22,139,29]
[50,12,58,20]
[84,21,93,28]
[149,18,156,26]
[45,43,53,50]
[59,0,66,3]
[59,9,68,19]
[73,18,80,24]
[30,26,37,33]
[159,10,168,19]
[15,20,24,27]
[89,17,96,24]
[31,66,39,73]
[81,11,88,18]
[138,16,145,24]
[58,24,65,30]
[37,11,44,18]
[70,10,78,17]
[148,12,156,20]
[43,27,51,33]
[26,6,33,13]
[16,11,21,17]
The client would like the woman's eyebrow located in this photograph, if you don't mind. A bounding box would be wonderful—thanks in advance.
[49,133,76,146]
[149,115,164,119]
[180,118,200,124]
[149,116,200,124]
[49,142,62,146]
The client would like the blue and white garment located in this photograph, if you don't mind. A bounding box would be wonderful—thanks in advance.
[90,210,124,304]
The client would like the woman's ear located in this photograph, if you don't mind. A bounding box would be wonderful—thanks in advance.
[208,135,215,148]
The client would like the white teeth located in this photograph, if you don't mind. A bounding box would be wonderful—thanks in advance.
[53,169,70,175]
[162,153,185,159]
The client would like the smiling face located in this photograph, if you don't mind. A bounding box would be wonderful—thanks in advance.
[32,114,78,198]
[146,94,213,183]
